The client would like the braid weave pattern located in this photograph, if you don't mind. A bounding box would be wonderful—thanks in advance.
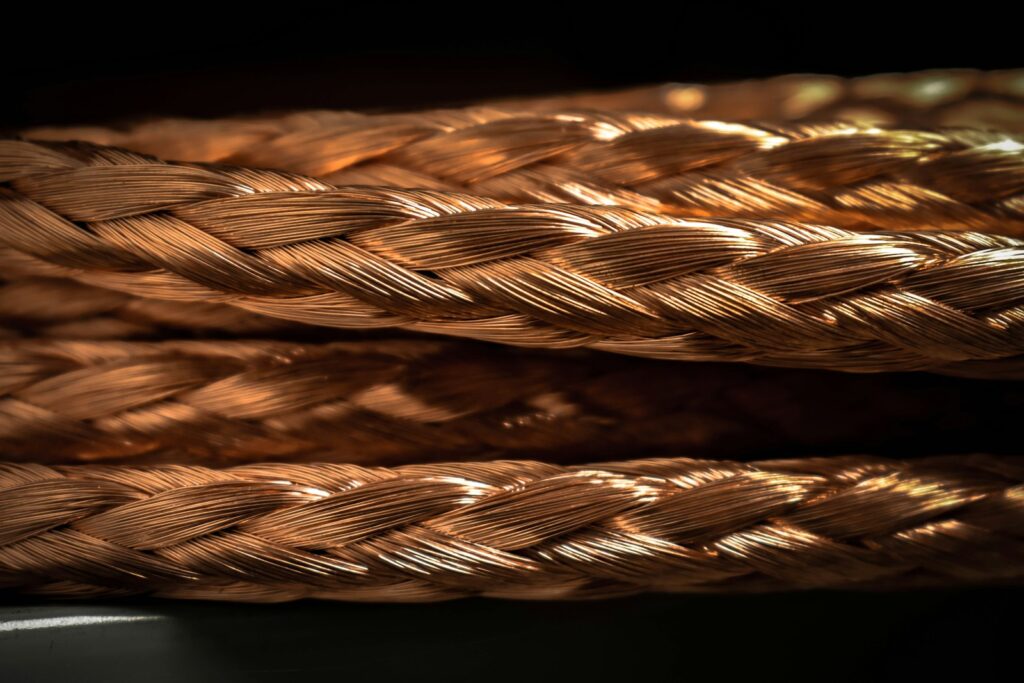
[1,455,1021,602]
[2,139,1023,375]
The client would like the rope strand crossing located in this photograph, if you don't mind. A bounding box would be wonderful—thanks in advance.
[0,455,1021,602]
[489,68,1024,130]
[24,107,1024,235]
[1,139,1023,374]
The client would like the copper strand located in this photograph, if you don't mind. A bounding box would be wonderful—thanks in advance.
[0,455,1021,602]
[22,107,1024,235]
[0,338,1020,465]
[491,68,1024,131]
[1,138,1023,375]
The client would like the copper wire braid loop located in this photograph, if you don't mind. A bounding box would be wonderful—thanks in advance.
[1,138,1023,375]
[23,99,1024,235]
[0,339,1020,465]
[0,455,1022,602]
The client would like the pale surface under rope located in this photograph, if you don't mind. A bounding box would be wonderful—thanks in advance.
[1,139,1024,375]
[23,108,1024,235]
[1,339,1020,464]
[0,455,1021,602]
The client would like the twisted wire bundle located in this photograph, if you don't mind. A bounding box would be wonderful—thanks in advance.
[491,68,1024,131]
[1,455,1022,601]
[24,102,1024,234]
[2,138,1024,375]
[1,70,1022,602]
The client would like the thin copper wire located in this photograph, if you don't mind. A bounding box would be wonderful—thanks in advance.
[1,138,1023,375]
[1,455,1021,602]
[491,68,1024,131]
[0,338,1020,465]
[23,101,1024,235]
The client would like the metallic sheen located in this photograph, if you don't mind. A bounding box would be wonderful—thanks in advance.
[1,139,1023,375]
[0,455,1021,602]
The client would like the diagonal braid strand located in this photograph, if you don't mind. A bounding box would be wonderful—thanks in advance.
[23,105,1024,236]
[1,139,1024,375]
[489,68,1024,131]
[2,271,1022,384]
[0,273,1021,382]
[0,339,1021,465]
[0,455,1021,602]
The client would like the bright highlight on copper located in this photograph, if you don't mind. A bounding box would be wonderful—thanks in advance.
[23,91,1024,235]
[0,455,1021,602]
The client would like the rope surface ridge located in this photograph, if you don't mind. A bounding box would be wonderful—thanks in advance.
[0,274,1020,381]
[1,455,1021,602]
[2,139,1024,374]
[489,68,1024,130]
[25,109,1024,235]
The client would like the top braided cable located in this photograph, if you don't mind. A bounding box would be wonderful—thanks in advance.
[1,138,1023,375]
[23,107,1024,236]
[492,69,1024,130]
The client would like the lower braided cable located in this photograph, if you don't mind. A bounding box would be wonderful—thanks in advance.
[0,455,1021,601]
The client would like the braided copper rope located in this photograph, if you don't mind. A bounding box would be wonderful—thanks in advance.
[492,68,1024,131]
[0,338,1020,465]
[1,455,1021,602]
[2,138,1023,375]
[23,108,1024,235]
[25,69,1024,153]
[2,274,1022,383]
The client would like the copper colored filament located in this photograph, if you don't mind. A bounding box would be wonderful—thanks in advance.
[0,455,1021,602]
[0,70,1022,603]
[1,139,1023,375]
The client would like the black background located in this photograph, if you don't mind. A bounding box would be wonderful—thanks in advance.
[1,8,1021,681]
[5,8,1023,128]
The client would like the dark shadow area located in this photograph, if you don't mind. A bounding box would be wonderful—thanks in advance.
[2,587,1021,682]
[3,8,1021,128]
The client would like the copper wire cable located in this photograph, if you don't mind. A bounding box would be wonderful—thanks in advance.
[22,105,1024,235]
[0,455,1021,602]
[1,138,1023,375]
[491,68,1024,131]
[0,339,1021,465]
